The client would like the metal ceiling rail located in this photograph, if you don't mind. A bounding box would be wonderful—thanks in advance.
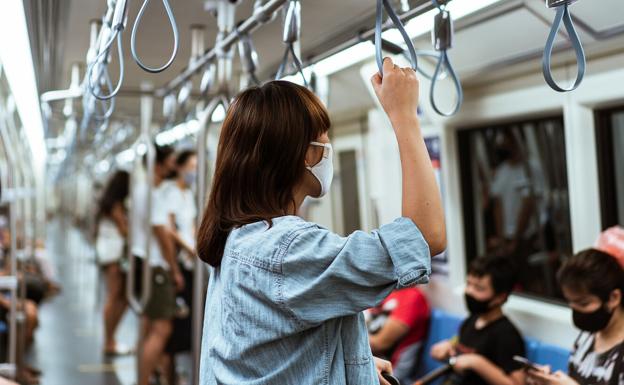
[258,0,437,80]
[158,0,440,98]
[155,0,288,98]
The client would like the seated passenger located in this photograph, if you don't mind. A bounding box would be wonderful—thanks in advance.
[430,255,525,385]
[367,287,430,384]
[527,248,624,385]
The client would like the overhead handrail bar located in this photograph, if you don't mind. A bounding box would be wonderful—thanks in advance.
[156,0,288,97]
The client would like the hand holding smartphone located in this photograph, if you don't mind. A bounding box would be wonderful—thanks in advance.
[513,355,542,372]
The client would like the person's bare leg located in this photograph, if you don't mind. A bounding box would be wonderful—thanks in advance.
[139,319,172,385]
[160,352,175,385]
[109,267,129,349]
[23,300,38,347]
[103,264,123,352]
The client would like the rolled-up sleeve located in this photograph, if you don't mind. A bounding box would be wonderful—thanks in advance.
[279,217,431,327]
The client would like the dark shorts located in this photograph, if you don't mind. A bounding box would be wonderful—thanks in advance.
[144,267,176,320]
[133,257,176,320]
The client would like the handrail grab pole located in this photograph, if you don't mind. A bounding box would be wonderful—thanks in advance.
[191,3,236,383]
[0,123,19,377]
[126,85,155,314]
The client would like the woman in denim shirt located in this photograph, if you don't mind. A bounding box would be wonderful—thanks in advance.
[197,57,446,385]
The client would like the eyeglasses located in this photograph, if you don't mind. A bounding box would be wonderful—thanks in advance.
[310,141,332,159]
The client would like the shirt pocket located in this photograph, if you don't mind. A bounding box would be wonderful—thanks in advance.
[342,314,372,366]
[342,314,375,385]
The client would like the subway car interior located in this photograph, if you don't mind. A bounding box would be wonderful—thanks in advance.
[0,0,623,384]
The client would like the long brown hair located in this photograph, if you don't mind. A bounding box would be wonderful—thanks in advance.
[197,81,330,266]
[97,170,130,220]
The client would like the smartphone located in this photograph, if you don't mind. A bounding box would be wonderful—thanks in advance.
[513,355,541,371]
[381,372,401,385]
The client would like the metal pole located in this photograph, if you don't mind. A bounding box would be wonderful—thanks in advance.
[124,82,154,385]
[192,3,236,383]
[126,84,155,314]
[0,122,18,379]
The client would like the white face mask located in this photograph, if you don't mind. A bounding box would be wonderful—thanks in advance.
[306,142,333,197]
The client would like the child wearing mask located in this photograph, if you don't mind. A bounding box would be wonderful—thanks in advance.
[430,255,525,385]
[527,248,624,385]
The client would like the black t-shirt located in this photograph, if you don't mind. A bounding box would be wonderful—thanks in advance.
[569,332,624,385]
[454,314,525,385]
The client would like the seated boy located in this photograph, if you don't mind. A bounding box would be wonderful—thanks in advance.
[367,287,430,384]
[429,255,525,385]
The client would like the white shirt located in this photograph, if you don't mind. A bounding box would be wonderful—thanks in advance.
[490,160,545,239]
[130,179,173,269]
[162,181,197,249]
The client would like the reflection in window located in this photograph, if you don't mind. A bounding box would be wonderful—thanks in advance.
[458,117,572,301]
[596,108,624,228]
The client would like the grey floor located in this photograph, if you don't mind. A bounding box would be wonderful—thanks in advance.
[23,218,136,385]
[27,218,193,385]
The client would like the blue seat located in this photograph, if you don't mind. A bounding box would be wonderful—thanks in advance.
[533,343,570,373]
[0,321,6,334]
[525,338,541,362]
[417,309,463,378]
[415,309,571,382]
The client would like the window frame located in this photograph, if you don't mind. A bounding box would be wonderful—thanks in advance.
[456,114,571,304]
[595,106,624,229]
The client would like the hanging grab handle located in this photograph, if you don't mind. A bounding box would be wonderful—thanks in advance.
[275,0,308,87]
[93,69,116,121]
[131,0,180,73]
[87,0,128,101]
[88,30,125,100]
[236,26,261,87]
[429,1,463,116]
[542,0,585,92]
[374,0,418,76]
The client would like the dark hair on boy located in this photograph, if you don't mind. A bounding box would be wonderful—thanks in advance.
[468,255,518,295]
[176,149,197,166]
[155,143,175,165]
[557,248,624,309]
[142,143,175,168]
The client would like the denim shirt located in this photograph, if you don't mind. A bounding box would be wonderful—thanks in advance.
[199,216,431,385]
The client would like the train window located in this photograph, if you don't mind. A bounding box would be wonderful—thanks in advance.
[596,107,624,228]
[457,116,572,301]
[338,150,362,235]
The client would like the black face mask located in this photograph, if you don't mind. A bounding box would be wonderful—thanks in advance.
[465,293,493,315]
[496,147,512,161]
[572,304,614,332]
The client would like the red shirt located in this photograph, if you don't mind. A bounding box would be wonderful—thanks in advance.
[367,288,430,371]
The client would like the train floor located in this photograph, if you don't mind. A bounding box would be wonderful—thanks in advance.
[25,218,192,385]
